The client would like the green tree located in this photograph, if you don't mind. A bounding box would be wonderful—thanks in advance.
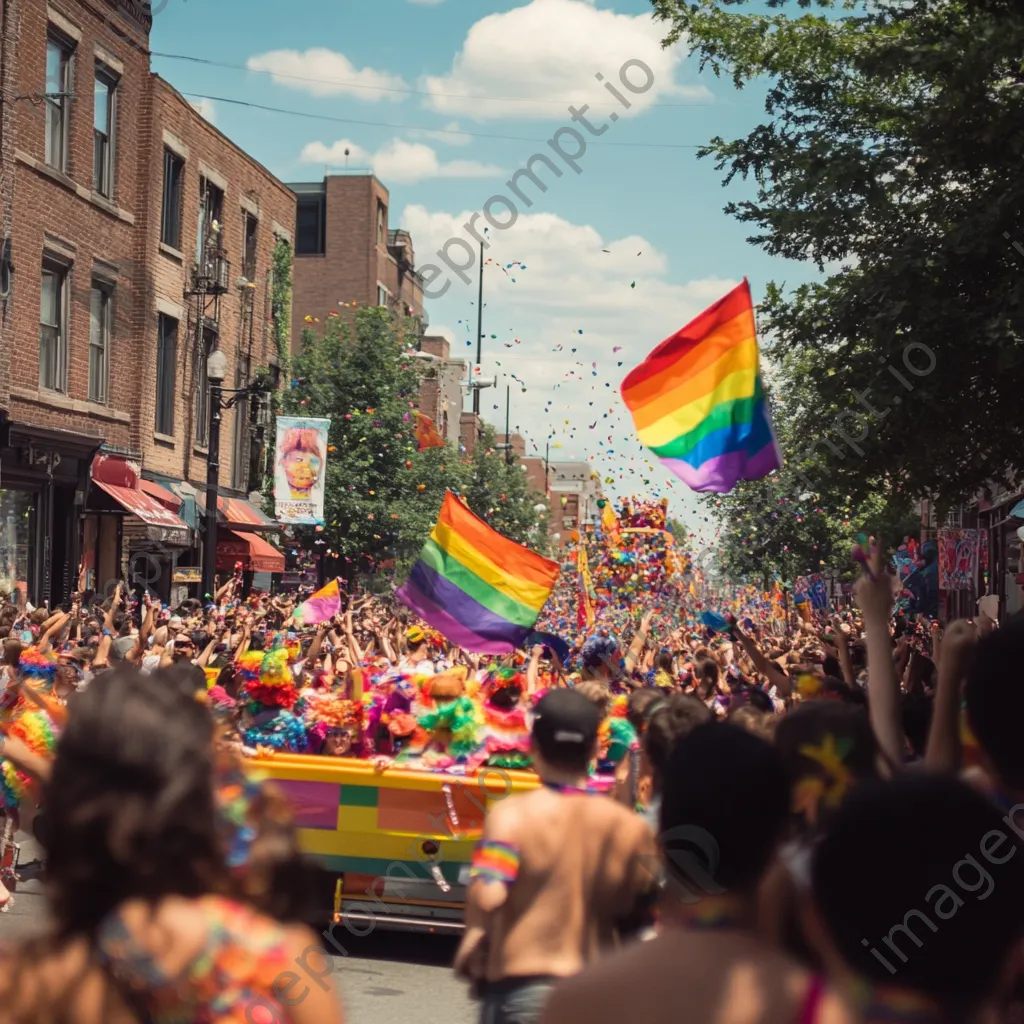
[706,357,920,586]
[462,424,550,552]
[277,309,467,575]
[651,0,1024,504]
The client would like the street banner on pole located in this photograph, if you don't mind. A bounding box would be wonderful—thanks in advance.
[274,417,330,525]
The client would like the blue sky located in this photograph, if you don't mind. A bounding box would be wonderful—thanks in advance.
[152,0,817,546]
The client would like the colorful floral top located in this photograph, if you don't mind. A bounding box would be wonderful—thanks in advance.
[96,896,297,1024]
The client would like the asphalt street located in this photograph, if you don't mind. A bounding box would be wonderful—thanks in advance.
[0,831,476,1024]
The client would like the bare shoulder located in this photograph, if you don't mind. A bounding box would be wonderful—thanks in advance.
[0,937,135,1024]
[540,940,663,1024]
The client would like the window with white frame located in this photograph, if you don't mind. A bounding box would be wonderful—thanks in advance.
[377,283,391,308]
[89,282,112,403]
[45,34,73,172]
[40,260,69,392]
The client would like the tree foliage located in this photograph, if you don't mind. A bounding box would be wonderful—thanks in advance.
[276,310,547,579]
[706,354,920,586]
[651,0,1024,504]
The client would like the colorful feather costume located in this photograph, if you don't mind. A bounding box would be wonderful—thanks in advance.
[1,651,61,810]
[242,708,307,752]
[469,666,532,770]
[412,695,482,764]
[241,647,299,711]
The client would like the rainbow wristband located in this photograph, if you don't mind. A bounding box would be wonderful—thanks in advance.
[470,840,521,886]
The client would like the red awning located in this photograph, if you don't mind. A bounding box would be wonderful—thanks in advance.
[216,529,284,573]
[195,493,278,531]
[91,478,189,532]
[139,478,183,512]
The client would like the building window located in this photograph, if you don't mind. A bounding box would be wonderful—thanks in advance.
[194,328,216,445]
[39,260,68,392]
[242,210,258,280]
[45,36,73,172]
[295,194,325,255]
[89,283,112,403]
[160,149,185,249]
[377,284,390,308]
[196,177,224,262]
[155,314,177,434]
[93,67,117,198]
[376,202,386,245]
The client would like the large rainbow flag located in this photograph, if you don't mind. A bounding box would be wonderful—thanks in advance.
[620,279,781,493]
[396,491,560,653]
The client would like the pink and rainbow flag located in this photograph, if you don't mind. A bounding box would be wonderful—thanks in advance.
[620,279,781,493]
[299,578,342,626]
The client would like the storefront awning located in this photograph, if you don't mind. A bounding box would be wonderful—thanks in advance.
[216,529,285,573]
[139,478,183,512]
[90,455,190,546]
[196,493,279,532]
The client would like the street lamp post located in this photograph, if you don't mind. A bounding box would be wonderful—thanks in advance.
[201,349,227,602]
[200,348,280,602]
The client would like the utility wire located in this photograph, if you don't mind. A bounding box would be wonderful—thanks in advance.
[181,92,706,149]
[154,50,716,108]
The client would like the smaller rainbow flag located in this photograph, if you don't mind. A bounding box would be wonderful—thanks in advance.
[299,578,342,626]
[396,491,559,654]
[415,412,445,451]
[620,279,781,493]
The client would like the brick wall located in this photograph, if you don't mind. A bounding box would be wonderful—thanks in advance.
[138,76,295,492]
[0,0,19,415]
[291,174,424,350]
[6,0,149,447]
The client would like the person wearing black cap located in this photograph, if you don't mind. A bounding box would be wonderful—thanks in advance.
[454,688,659,1024]
[541,724,850,1024]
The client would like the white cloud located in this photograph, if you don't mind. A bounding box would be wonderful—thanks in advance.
[189,98,216,125]
[246,48,408,101]
[300,138,503,185]
[402,203,734,524]
[425,323,456,343]
[421,0,711,121]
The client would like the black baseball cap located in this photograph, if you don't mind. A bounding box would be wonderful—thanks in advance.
[531,689,601,770]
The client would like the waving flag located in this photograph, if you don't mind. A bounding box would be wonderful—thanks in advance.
[577,544,596,630]
[396,491,559,654]
[298,578,342,626]
[620,279,781,493]
[415,411,445,451]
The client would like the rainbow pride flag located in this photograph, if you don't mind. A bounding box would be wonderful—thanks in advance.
[298,578,342,626]
[620,279,781,493]
[396,491,559,654]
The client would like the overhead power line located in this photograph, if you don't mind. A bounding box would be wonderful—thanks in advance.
[181,92,707,149]
[154,50,716,109]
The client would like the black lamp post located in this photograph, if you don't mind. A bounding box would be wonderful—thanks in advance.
[200,349,280,602]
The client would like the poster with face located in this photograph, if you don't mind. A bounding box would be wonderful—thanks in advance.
[274,417,330,525]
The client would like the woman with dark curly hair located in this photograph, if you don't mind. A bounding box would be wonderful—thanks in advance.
[0,664,344,1024]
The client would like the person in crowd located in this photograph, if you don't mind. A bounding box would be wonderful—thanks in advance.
[454,688,660,1024]
[806,773,1024,1022]
[0,665,344,1024]
[540,723,851,1024]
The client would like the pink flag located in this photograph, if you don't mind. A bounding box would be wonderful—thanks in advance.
[299,579,341,626]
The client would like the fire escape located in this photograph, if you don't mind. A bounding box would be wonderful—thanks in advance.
[183,179,230,487]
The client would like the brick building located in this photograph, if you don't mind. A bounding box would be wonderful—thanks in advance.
[131,75,294,601]
[288,174,424,348]
[416,334,466,445]
[0,0,292,607]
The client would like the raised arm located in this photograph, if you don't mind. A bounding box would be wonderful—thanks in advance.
[854,543,905,774]
[924,620,975,773]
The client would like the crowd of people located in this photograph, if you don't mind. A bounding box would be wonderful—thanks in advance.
[0,523,1022,1023]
